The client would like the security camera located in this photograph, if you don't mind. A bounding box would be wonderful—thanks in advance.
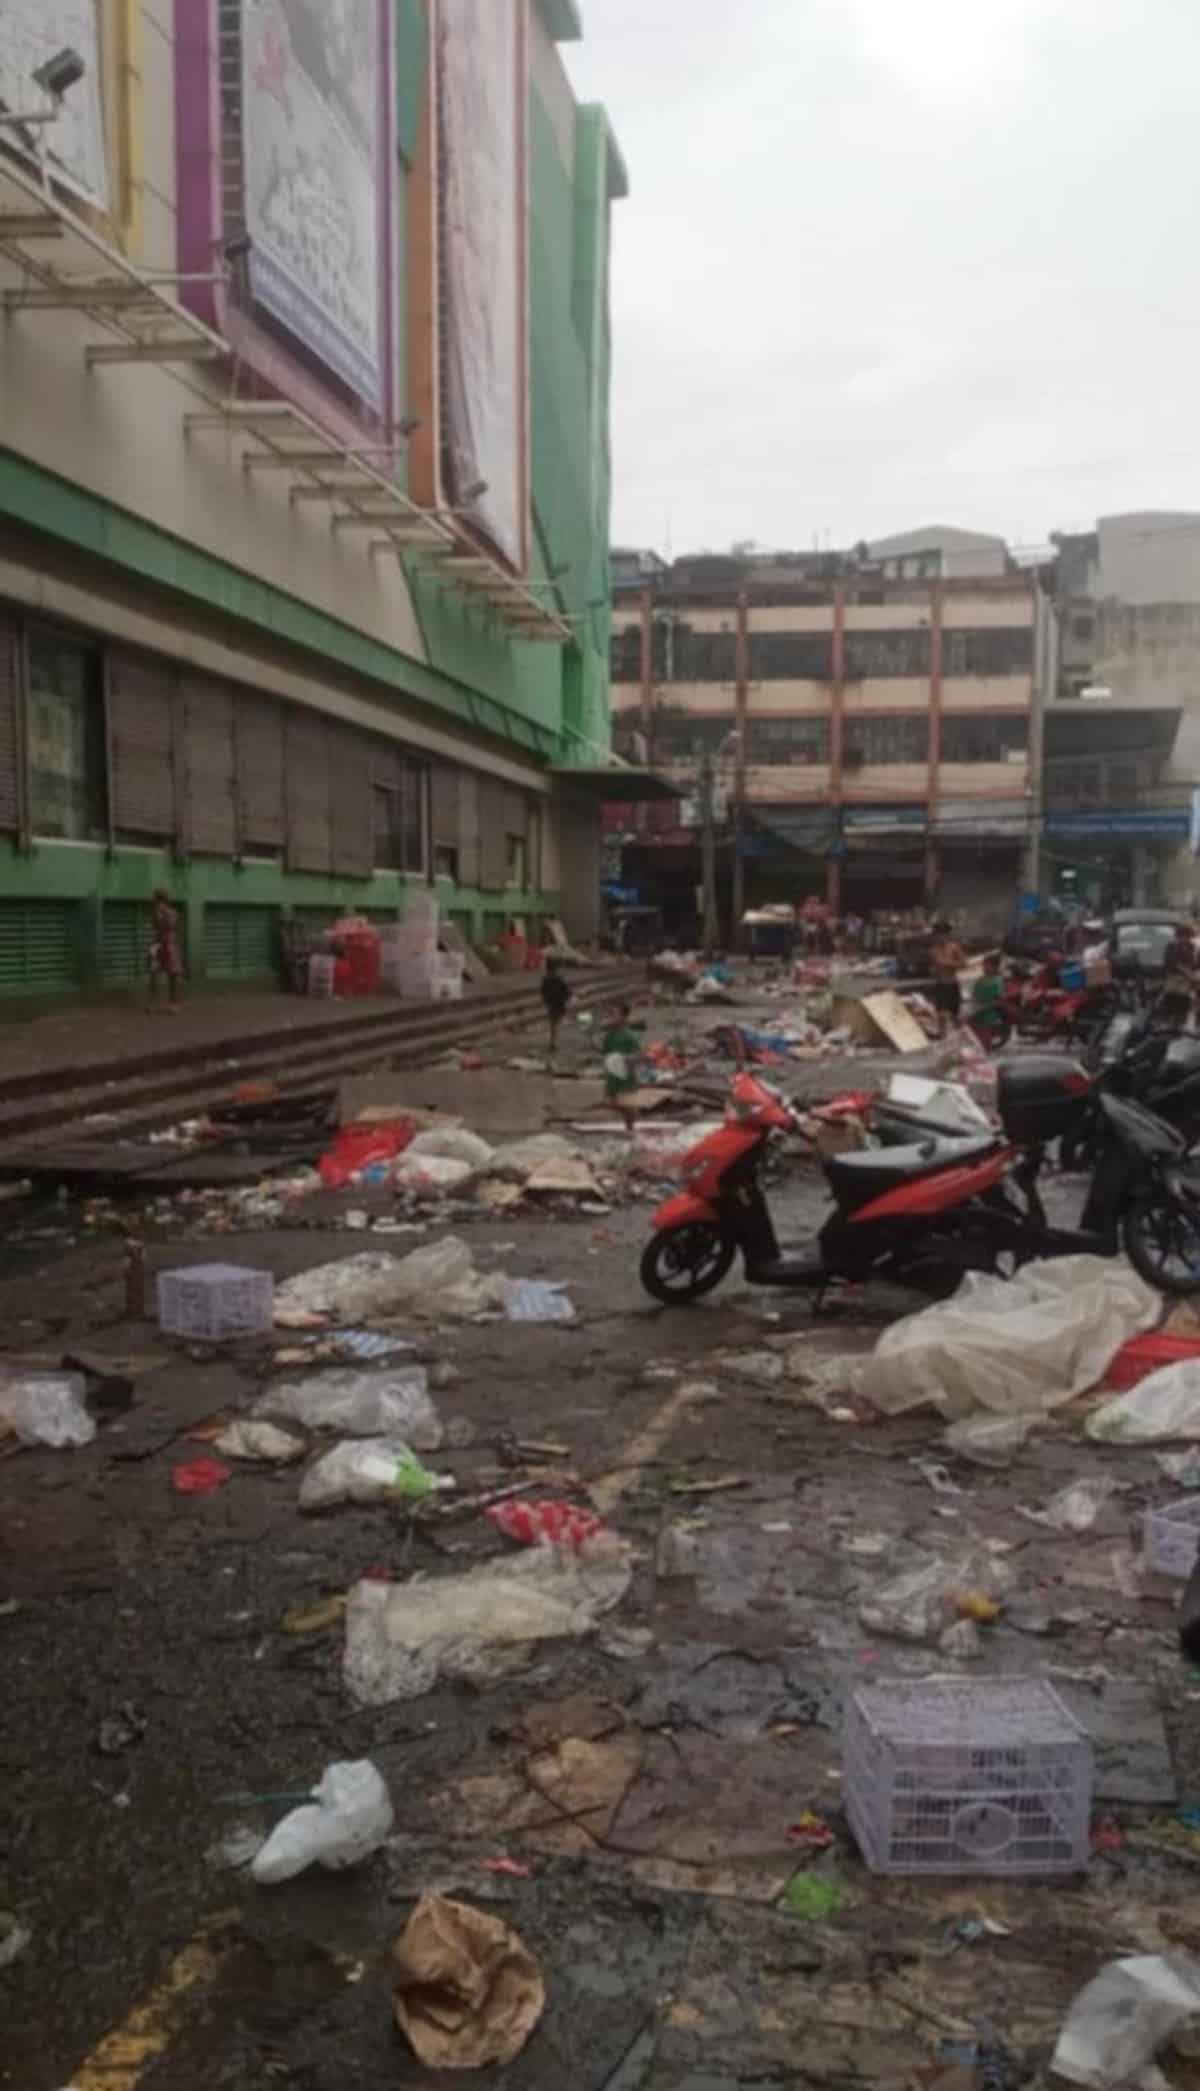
[32,48,86,101]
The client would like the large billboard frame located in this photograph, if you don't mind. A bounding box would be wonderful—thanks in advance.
[0,0,110,213]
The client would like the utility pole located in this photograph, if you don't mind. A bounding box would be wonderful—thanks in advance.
[1026,571,1053,899]
[698,747,719,952]
[731,586,749,949]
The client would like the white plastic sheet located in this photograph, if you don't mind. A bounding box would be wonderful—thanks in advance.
[1052,1953,1200,2087]
[1088,1360,1200,1444]
[850,1257,1161,1420]
[343,1539,633,1704]
[0,1373,95,1448]
[251,1760,394,1885]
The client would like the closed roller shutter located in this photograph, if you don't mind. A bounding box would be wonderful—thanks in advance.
[109,649,178,841]
[328,723,373,878]
[503,787,528,842]
[0,899,80,994]
[0,610,22,835]
[181,672,235,858]
[102,901,156,983]
[457,771,480,887]
[205,904,278,979]
[285,711,331,873]
[236,694,285,853]
[431,763,460,847]
[478,777,507,891]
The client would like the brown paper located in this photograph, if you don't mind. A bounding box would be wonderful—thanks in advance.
[391,1893,545,2070]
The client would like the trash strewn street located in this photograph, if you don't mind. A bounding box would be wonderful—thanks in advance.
[7,986,1200,2091]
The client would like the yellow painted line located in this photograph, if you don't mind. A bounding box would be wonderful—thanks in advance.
[591,1378,702,1515]
[67,1927,226,2091]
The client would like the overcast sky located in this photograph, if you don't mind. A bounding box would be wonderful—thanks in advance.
[563,0,1200,560]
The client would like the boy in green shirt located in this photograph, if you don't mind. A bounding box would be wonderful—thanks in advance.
[602,1000,644,1127]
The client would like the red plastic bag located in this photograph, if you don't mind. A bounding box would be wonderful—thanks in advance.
[485,1499,608,1550]
[171,1458,232,1497]
[318,1119,415,1188]
[1107,1332,1200,1390]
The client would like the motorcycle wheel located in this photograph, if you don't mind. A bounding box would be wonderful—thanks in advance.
[640,1224,735,1305]
[1122,1194,1200,1295]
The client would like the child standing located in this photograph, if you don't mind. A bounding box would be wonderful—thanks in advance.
[602,999,644,1132]
[147,888,183,1013]
[541,955,571,1058]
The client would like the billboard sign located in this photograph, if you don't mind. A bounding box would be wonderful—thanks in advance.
[240,0,382,407]
[437,0,527,569]
[0,0,109,210]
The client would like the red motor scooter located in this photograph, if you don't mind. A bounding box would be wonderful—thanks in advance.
[640,1063,1094,1307]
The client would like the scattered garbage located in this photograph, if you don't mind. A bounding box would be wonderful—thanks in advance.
[318,1120,414,1188]
[392,1154,477,1197]
[1088,1359,1200,1444]
[256,1367,442,1447]
[1156,1447,1200,1488]
[213,1420,305,1465]
[0,1372,96,1449]
[171,1458,233,1497]
[845,1679,1092,1876]
[720,1350,785,1388]
[1107,1329,1200,1390]
[1051,1954,1200,2088]
[858,1548,1013,1644]
[0,1913,31,1969]
[486,1499,608,1549]
[943,1413,1031,1468]
[281,1593,347,1635]
[391,1894,545,2070]
[272,1239,531,1324]
[343,1536,633,1704]
[157,1264,274,1341]
[781,1870,844,1919]
[96,1702,147,1756]
[1143,1495,1200,1578]
[299,1439,443,1511]
[503,1279,575,1325]
[1023,1477,1120,1533]
[491,1133,580,1181]
[407,1127,495,1172]
[851,1257,1160,1419]
[250,1759,394,1884]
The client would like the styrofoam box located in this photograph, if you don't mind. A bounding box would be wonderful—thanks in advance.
[844,1678,1092,1876]
[1143,1496,1200,1579]
[157,1264,274,1341]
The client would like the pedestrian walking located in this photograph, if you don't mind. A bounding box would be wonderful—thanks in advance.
[146,888,183,1013]
[541,954,571,1058]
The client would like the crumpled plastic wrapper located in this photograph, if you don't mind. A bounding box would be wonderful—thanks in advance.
[392,1894,545,2069]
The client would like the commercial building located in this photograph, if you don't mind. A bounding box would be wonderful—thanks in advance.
[608,539,1037,937]
[1039,514,1200,910]
[0,0,627,997]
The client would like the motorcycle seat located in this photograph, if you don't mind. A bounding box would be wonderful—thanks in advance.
[827,1133,998,1194]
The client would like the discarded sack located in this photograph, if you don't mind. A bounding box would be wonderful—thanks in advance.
[1052,1953,1200,2088]
[256,1367,442,1447]
[392,1894,545,2070]
[850,1256,1160,1420]
[299,1438,440,1511]
[1088,1360,1200,1444]
[273,1239,474,1321]
[490,1133,580,1182]
[251,1759,394,1884]
[486,1499,607,1549]
[391,1154,477,1197]
[406,1127,495,1172]
[0,1373,95,1449]
[343,1537,632,1704]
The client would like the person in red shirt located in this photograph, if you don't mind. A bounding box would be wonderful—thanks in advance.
[147,888,184,1013]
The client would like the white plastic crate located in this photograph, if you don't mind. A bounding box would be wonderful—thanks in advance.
[157,1264,274,1341]
[1143,1496,1200,1578]
[844,1679,1092,1876]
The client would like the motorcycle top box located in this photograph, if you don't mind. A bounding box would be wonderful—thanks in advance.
[997,1057,1091,1146]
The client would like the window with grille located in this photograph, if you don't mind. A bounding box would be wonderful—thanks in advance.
[941,713,1029,763]
[652,711,737,760]
[942,627,1033,676]
[844,629,930,679]
[748,631,833,680]
[27,629,107,841]
[746,717,831,764]
[843,715,929,765]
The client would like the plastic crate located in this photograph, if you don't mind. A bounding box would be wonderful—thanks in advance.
[1143,1496,1200,1578]
[844,1679,1092,1876]
[157,1264,274,1341]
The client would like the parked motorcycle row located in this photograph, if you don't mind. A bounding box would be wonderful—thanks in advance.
[640,1006,1200,1311]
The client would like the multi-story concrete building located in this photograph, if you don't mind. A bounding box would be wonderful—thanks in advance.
[609,539,1037,937]
[1039,514,1200,909]
[0,0,626,997]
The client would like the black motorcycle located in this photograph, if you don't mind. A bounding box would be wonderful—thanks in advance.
[1087,1091,1200,1294]
[1059,1011,1200,1174]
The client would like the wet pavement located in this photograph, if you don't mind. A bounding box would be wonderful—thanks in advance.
[4,999,1200,2089]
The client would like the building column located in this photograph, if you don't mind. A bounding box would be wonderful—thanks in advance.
[731,587,749,945]
[638,585,654,739]
[827,584,846,912]
[926,577,942,905]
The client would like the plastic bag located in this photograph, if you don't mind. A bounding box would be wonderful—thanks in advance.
[1024,1477,1119,1532]
[391,1155,476,1197]
[0,1373,95,1448]
[343,1537,633,1704]
[503,1280,575,1325]
[251,1759,394,1884]
[318,1121,414,1188]
[1052,1954,1200,2088]
[490,1134,580,1182]
[392,1895,544,2069]
[858,1547,1013,1644]
[299,1438,440,1511]
[1088,1360,1200,1444]
[273,1240,475,1322]
[214,1420,305,1464]
[406,1127,495,1172]
[943,1413,1031,1467]
[257,1368,441,1447]
[851,1256,1161,1420]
